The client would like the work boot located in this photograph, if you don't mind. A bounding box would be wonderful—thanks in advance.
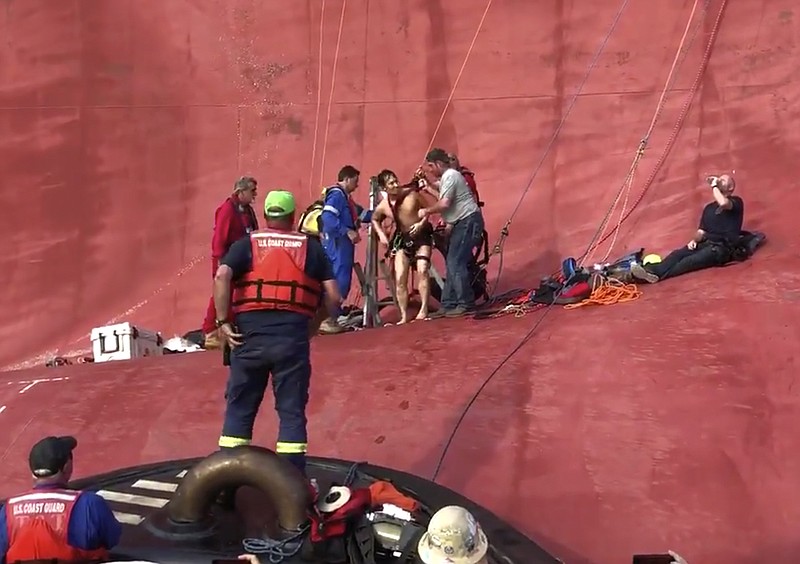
[318,318,345,335]
[630,264,659,284]
[445,306,470,318]
[204,330,222,350]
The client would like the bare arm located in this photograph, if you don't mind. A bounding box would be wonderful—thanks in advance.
[409,193,431,233]
[421,173,454,217]
[371,200,391,245]
[213,265,234,321]
[711,186,732,210]
[424,196,451,215]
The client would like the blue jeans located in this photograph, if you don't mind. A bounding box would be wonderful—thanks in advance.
[442,211,485,310]
[220,331,311,475]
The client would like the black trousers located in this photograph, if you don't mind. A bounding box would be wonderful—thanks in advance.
[647,241,731,281]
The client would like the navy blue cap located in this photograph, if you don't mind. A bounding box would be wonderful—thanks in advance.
[29,436,77,478]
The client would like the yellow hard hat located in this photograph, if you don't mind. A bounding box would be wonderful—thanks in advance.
[642,253,662,265]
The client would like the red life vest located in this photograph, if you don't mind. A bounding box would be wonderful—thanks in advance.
[230,229,322,317]
[5,489,109,563]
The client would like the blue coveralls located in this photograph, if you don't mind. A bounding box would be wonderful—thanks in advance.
[320,186,358,316]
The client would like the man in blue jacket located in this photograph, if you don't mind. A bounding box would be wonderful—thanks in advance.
[319,165,362,333]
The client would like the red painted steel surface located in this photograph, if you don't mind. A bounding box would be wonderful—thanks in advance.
[1,1,799,562]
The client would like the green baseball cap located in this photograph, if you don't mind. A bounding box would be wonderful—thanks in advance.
[263,190,296,218]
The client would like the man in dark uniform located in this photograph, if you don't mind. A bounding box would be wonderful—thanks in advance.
[631,173,745,283]
[0,436,121,562]
[212,190,341,475]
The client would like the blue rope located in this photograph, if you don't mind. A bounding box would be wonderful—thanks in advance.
[241,526,308,564]
[240,462,362,563]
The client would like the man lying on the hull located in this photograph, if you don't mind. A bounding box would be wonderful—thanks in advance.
[630,173,747,284]
[371,169,434,323]
[0,436,122,562]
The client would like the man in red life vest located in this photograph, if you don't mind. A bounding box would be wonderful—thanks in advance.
[212,190,341,476]
[0,436,122,563]
[203,176,260,349]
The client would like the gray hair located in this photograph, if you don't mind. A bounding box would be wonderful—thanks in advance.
[234,176,258,192]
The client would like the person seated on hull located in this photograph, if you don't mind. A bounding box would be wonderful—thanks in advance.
[0,436,122,563]
[371,169,434,324]
[630,173,745,284]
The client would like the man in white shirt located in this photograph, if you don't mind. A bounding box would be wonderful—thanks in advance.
[418,148,485,317]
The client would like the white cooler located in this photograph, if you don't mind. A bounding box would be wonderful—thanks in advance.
[89,322,164,363]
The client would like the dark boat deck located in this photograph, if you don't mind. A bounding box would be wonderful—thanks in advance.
[64,457,559,563]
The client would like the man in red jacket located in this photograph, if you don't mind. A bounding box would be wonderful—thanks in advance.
[203,176,260,349]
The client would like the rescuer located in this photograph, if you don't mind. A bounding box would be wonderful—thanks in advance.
[419,148,485,317]
[202,176,260,349]
[212,190,342,475]
[318,165,362,333]
[630,173,746,285]
[0,436,122,562]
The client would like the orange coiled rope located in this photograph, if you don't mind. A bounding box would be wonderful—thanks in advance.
[563,277,641,309]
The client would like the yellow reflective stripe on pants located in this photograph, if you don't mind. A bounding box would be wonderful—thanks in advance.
[276,441,307,454]
[219,436,252,448]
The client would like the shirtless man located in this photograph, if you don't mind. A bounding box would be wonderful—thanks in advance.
[371,169,433,323]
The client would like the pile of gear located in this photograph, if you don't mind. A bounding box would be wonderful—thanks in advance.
[473,230,765,320]
[237,463,489,564]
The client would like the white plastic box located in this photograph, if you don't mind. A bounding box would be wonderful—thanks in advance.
[89,322,164,363]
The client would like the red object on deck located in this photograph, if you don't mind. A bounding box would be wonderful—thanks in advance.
[0,2,799,563]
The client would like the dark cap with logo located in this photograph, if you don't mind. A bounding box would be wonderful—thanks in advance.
[29,436,78,478]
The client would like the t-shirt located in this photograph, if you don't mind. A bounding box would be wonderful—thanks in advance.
[220,233,334,336]
[438,168,479,225]
[698,195,744,243]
